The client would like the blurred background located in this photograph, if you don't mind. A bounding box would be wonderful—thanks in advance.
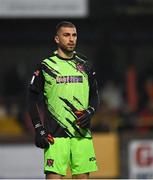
[1,0,153,178]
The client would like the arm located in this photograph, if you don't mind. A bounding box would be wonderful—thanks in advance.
[27,63,54,148]
[88,65,100,112]
[75,61,100,128]
[28,64,44,128]
[74,52,100,111]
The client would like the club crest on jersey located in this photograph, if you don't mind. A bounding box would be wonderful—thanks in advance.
[47,159,54,167]
[76,63,84,72]
[89,157,96,162]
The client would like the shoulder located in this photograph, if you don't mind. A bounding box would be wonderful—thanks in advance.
[41,51,57,65]
[75,52,94,72]
[75,52,88,62]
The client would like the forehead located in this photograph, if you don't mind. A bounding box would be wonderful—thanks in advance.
[58,27,77,34]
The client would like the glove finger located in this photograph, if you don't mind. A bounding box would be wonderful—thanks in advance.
[76,115,87,124]
[35,137,42,148]
[35,140,44,149]
[80,123,90,128]
[77,117,89,124]
[79,119,90,128]
[35,138,49,149]
[35,141,43,148]
[42,139,50,148]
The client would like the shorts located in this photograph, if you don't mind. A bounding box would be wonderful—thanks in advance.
[44,137,98,176]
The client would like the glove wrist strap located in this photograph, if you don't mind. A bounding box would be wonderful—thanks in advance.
[34,123,42,129]
[34,123,45,135]
[88,106,95,115]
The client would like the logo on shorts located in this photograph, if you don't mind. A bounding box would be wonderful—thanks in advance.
[89,157,96,162]
[47,159,54,167]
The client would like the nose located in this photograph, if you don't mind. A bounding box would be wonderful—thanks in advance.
[69,35,74,42]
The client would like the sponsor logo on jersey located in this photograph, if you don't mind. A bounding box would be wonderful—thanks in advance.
[47,159,54,167]
[56,76,83,83]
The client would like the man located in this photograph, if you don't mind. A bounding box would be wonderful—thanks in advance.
[28,21,99,179]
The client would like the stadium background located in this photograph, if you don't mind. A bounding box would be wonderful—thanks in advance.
[1,0,153,178]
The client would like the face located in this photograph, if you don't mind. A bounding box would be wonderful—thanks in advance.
[55,26,77,53]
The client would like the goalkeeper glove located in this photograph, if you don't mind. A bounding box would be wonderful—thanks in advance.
[75,107,95,128]
[34,123,54,149]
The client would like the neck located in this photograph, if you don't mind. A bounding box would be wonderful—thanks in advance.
[57,48,74,59]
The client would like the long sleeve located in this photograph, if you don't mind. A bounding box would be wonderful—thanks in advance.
[84,60,100,112]
[27,63,44,128]
[88,66,100,112]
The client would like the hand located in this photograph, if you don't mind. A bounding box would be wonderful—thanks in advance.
[75,107,95,128]
[34,123,54,149]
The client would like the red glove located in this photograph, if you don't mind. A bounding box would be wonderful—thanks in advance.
[47,134,54,144]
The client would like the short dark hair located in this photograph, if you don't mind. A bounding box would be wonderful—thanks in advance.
[56,21,76,34]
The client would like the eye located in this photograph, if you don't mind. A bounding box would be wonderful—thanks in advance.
[63,33,70,37]
[73,33,77,37]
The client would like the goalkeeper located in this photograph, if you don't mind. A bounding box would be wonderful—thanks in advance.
[28,21,99,179]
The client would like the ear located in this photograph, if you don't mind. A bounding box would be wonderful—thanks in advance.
[54,35,59,44]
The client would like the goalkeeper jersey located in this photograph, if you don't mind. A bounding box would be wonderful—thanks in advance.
[28,51,99,138]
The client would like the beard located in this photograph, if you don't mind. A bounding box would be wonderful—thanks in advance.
[59,43,76,54]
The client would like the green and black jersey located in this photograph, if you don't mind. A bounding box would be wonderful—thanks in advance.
[28,51,99,138]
